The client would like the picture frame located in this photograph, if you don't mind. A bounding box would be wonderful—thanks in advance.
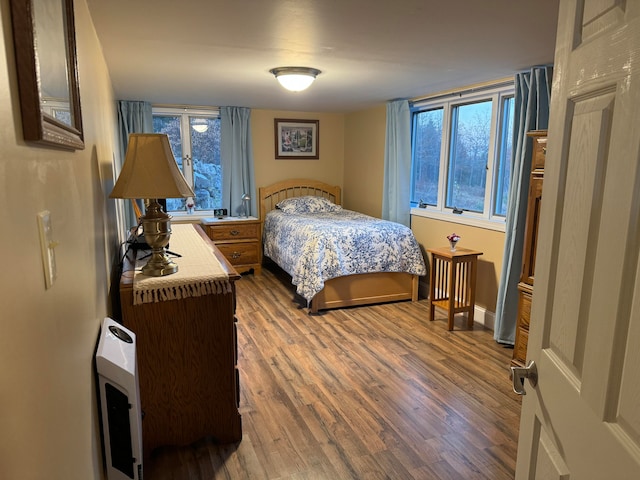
[10,0,84,150]
[274,119,319,159]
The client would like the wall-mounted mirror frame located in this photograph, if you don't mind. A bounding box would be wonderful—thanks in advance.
[10,0,84,150]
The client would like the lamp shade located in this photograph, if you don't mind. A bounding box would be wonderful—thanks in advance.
[110,134,195,199]
[270,67,321,92]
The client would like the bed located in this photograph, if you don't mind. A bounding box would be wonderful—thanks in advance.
[259,178,427,313]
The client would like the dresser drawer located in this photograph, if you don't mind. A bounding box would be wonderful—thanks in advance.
[206,223,259,242]
[518,290,532,329]
[513,327,529,365]
[216,242,260,265]
[202,218,262,275]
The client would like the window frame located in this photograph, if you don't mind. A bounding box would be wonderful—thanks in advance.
[152,106,221,216]
[410,82,514,232]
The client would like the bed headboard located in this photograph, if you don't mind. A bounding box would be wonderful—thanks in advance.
[259,178,342,220]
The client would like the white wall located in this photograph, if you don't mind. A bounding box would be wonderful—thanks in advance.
[0,0,118,478]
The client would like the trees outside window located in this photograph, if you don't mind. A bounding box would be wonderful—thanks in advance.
[153,108,221,213]
[411,84,514,226]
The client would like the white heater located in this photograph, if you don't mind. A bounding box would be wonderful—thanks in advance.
[96,317,143,480]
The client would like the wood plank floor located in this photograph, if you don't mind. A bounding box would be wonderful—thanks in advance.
[145,265,521,479]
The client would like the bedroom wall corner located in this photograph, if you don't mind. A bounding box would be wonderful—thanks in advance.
[344,104,386,217]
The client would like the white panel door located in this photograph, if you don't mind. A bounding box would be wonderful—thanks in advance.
[515,0,640,478]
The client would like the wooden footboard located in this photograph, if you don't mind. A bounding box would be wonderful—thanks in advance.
[310,272,419,313]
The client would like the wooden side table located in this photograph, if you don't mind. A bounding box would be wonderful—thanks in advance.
[427,246,483,331]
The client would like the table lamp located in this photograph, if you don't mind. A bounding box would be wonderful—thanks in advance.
[110,133,195,276]
[241,193,251,217]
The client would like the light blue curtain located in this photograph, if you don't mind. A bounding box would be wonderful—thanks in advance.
[382,99,412,226]
[494,66,553,345]
[116,100,153,228]
[220,107,256,217]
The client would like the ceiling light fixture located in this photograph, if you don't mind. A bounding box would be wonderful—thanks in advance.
[269,66,321,92]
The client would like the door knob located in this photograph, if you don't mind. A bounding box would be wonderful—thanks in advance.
[510,360,538,395]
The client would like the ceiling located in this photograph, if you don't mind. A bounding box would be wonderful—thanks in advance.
[85,0,560,113]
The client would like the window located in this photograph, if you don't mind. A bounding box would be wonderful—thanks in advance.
[41,99,71,124]
[152,107,221,213]
[411,83,514,228]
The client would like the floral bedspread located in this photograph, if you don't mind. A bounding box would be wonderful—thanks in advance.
[263,209,427,303]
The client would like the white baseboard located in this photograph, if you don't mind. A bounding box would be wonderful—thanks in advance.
[472,305,495,330]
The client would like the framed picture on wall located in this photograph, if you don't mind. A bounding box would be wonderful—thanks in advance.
[274,119,319,159]
[10,0,84,150]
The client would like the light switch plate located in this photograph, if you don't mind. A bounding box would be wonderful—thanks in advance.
[37,211,57,289]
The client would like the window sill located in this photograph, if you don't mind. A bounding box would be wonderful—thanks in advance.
[170,212,211,223]
[410,207,506,233]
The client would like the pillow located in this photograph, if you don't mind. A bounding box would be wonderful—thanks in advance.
[276,196,342,214]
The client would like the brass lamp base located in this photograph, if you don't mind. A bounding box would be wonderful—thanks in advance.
[141,251,178,277]
[140,199,177,276]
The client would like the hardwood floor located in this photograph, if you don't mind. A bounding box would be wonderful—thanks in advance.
[145,265,521,479]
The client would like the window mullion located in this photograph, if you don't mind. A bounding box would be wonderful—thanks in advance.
[483,93,500,218]
[437,102,451,211]
[181,115,194,187]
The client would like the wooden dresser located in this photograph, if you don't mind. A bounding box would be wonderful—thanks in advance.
[512,130,546,368]
[119,224,242,459]
[202,217,262,274]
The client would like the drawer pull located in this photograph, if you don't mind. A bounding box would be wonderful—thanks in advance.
[230,230,240,236]
[231,252,242,259]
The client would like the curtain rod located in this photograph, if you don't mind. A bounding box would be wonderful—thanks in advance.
[410,77,514,104]
[152,103,219,112]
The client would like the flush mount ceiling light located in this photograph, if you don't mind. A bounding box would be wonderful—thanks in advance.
[269,66,321,92]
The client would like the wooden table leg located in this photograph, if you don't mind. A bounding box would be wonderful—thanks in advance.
[429,258,436,322]
[447,259,456,331]
[467,258,477,329]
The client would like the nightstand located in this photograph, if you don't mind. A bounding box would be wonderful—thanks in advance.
[427,246,483,331]
[201,216,262,274]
